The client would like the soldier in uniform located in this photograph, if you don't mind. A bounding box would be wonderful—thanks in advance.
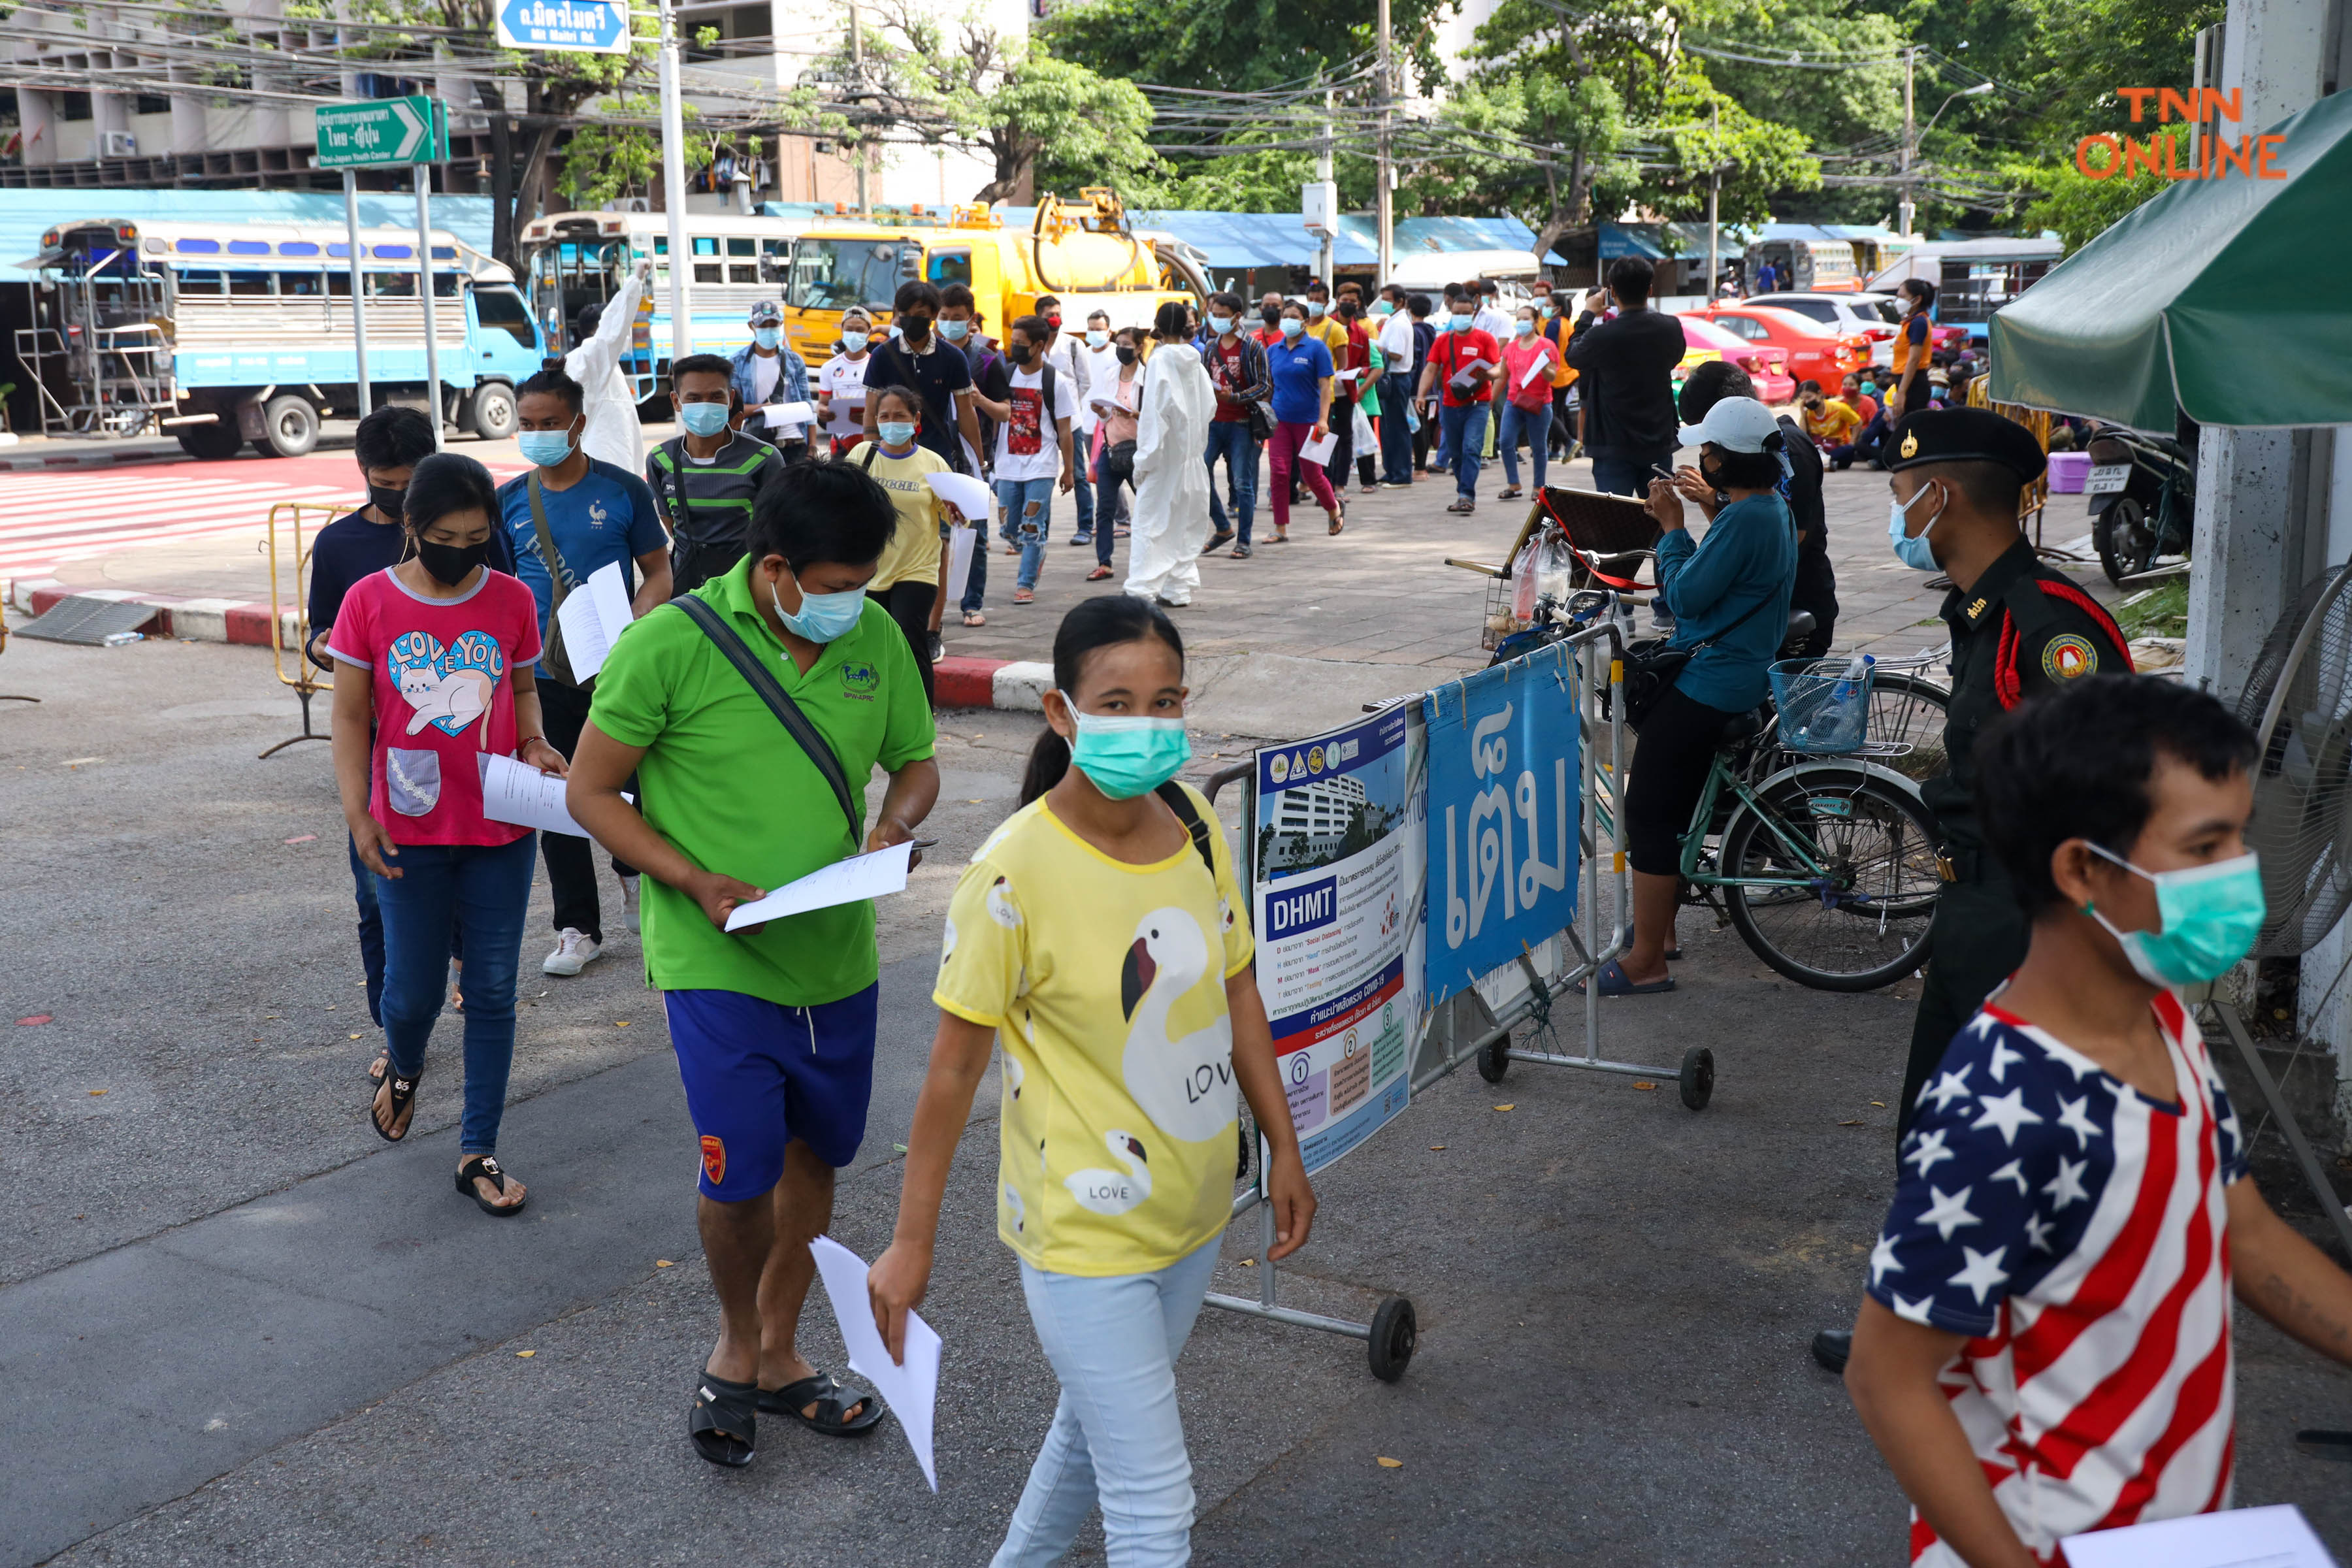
[1812,406,2132,1375]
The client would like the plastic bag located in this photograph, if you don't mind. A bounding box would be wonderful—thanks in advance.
[1533,530,1574,614]
[1510,538,1541,625]
[1352,404,1376,453]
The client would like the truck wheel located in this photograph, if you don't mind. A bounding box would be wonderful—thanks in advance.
[175,419,244,461]
[253,394,319,459]
[468,382,517,441]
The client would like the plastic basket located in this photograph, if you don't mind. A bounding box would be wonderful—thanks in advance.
[1771,657,1873,753]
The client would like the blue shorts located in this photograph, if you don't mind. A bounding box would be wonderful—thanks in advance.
[662,984,879,1201]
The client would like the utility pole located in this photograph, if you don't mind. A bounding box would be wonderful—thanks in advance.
[1375,0,1394,284]
[343,168,371,419]
[1898,45,1917,240]
[849,0,869,214]
[1315,78,1335,289]
[414,163,444,451]
[1705,101,1720,302]
[657,0,691,360]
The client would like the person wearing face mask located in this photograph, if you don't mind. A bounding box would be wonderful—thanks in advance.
[567,459,940,1469]
[497,367,672,979]
[1414,293,1501,514]
[1494,304,1561,500]
[1372,283,1418,487]
[1846,674,2352,1568]
[649,355,788,597]
[563,261,651,471]
[1264,300,1343,540]
[862,280,986,486]
[1534,284,1580,463]
[1252,291,1288,348]
[1406,293,1439,472]
[1028,295,1096,550]
[816,308,881,457]
[1196,291,1269,557]
[1806,406,2134,1379]
[1678,361,1838,657]
[1077,308,1126,547]
[973,314,1081,605]
[328,452,563,1218]
[1084,327,1148,582]
[870,593,1315,1568]
[728,301,812,462]
[856,384,960,700]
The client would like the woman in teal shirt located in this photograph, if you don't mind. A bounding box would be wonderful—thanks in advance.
[1596,394,1795,997]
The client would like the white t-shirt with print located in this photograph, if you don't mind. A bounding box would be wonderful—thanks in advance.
[748,351,781,406]
[817,353,870,440]
[992,363,1079,482]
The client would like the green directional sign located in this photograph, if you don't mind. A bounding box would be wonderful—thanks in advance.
[315,96,447,169]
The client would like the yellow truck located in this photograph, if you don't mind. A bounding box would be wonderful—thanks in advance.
[779,188,1208,365]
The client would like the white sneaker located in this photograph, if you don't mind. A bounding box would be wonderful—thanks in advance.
[542,927,602,977]
[621,874,641,933]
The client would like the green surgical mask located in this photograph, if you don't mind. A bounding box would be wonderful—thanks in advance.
[1068,711,1191,800]
[2083,845,2265,987]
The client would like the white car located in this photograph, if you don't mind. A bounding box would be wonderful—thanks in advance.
[1749,292,1906,368]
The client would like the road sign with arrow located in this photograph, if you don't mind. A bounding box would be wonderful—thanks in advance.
[314,96,448,170]
[494,0,631,53]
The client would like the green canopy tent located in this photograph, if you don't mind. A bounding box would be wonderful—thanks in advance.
[1990,88,2352,431]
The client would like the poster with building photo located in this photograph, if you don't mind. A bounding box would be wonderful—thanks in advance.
[1251,704,1426,1177]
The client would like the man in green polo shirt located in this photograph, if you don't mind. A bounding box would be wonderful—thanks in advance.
[568,461,939,1467]
[648,353,789,596]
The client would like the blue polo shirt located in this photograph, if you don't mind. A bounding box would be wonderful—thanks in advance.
[1265,333,1334,425]
[495,458,667,648]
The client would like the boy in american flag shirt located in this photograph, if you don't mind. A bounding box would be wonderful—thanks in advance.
[1845,676,2352,1567]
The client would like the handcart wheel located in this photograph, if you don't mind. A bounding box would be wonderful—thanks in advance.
[1678,1046,1715,1111]
[1367,1296,1418,1382]
[1476,1030,1511,1085]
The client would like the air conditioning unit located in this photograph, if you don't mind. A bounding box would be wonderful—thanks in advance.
[101,131,138,158]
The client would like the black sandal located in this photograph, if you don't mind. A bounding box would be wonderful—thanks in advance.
[369,1064,419,1142]
[761,1371,885,1437]
[455,1154,526,1217]
[366,1046,389,1086]
[690,1369,759,1467]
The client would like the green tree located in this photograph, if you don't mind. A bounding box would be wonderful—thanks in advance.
[2004,122,2187,252]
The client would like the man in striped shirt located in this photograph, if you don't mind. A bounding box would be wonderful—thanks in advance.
[1846,676,2352,1566]
[648,353,787,596]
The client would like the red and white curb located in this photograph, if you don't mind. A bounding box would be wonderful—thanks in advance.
[935,657,1050,712]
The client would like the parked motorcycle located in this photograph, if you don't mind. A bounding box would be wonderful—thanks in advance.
[2085,422,2196,585]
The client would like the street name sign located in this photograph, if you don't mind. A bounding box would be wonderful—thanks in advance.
[494,0,632,53]
[315,97,448,169]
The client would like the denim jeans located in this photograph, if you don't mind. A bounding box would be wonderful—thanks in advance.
[990,1239,1221,1568]
[1436,401,1487,499]
[1378,372,1417,482]
[1590,453,1667,498]
[348,831,387,1028]
[962,525,988,614]
[999,476,1056,591]
[376,832,537,1156]
[1202,419,1256,546]
[1070,461,1096,540]
[1498,402,1548,491]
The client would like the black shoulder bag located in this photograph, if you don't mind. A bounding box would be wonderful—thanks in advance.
[1154,781,1217,879]
[672,594,861,838]
[1618,588,1780,730]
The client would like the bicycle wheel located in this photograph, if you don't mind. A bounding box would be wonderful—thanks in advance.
[1869,672,1950,783]
[1721,768,1942,991]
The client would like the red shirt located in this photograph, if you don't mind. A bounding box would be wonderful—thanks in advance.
[1210,336,1252,424]
[1428,328,1501,408]
[325,566,543,846]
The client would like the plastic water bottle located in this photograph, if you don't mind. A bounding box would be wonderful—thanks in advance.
[1829,653,1874,702]
[103,630,145,647]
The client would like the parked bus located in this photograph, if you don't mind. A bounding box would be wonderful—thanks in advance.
[1744,237,1861,294]
[14,216,546,458]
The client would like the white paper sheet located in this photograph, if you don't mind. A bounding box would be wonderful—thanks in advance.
[723,840,915,932]
[1518,353,1550,391]
[926,470,995,526]
[480,753,587,837]
[1299,430,1338,465]
[808,1233,941,1491]
[945,523,977,604]
[1333,367,1362,383]
[2061,1505,2336,1568]
[762,400,817,430]
[553,559,633,681]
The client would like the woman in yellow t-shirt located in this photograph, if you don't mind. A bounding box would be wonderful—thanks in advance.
[871,595,1315,1565]
[857,383,965,703]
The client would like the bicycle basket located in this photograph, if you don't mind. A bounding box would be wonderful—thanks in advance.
[1771,657,1873,753]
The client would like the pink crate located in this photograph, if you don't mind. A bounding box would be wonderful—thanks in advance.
[2047,450,2091,494]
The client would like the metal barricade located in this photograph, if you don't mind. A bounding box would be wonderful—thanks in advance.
[0,594,39,704]
[261,500,346,759]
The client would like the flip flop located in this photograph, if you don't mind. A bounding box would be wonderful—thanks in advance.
[1572,958,1676,997]
[962,612,987,627]
[761,1371,885,1437]
[368,1062,420,1142]
[455,1154,526,1217]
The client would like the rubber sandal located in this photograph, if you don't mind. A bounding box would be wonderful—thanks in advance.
[1012,588,1034,604]
[367,1045,389,1086]
[369,1063,420,1142]
[690,1369,759,1467]
[1271,531,1290,543]
[1328,514,1345,535]
[1202,530,1235,555]
[1230,544,1253,559]
[762,1371,885,1437]
[1446,498,1475,515]
[1086,565,1114,581]
[962,612,986,627]
[1572,958,1676,997]
[455,1154,526,1217]
[1499,485,1523,500]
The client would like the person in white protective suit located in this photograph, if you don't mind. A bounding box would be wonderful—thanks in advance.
[1125,301,1216,607]
[563,261,649,472]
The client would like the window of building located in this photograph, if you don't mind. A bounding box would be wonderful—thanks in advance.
[59,91,92,122]
[727,237,755,257]
[135,93,170,115]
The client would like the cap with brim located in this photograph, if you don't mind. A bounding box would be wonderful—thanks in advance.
[1676,395,1781,453]
[1885,406,2047,484]
[748,301,783,326]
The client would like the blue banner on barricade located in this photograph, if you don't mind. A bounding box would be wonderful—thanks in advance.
[1421,643,1581,1006]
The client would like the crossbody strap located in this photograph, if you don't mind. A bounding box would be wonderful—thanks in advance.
[673,594,861,836]
[1152,781,1218,881]
[525,473,570,613]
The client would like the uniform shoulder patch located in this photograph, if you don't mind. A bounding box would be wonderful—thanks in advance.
[2041,632,2099,681]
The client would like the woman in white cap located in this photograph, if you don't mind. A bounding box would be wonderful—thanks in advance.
[1589,394,1796,996]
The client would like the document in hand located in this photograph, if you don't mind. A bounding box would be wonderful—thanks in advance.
[1299,429,1339,465]
[1447,364,1483,394]
[809,1233,940,1489]
[762,400,817,429]
[554,559,634,681]
[723,840,916,932]
[1518,353,1550,391]
[1332,367,1362,383]
[480,753,586,837]
[926,470,995,526]
[2061,1505,2336,1568]
[945,523,977,604]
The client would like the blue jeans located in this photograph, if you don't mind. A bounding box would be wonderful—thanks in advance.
[990,1239,1222,1567]
[1591,453,1667,498]
[1070,461,1095,540]
[1202,419,1256,545]
[962,527,988,614]
[1378,372,1416,483]
[349,831,386,1028]
[376,832,537,1156]
[999,476,1056,591]
[1499,402,1548,491]
[1437,402,1487,499]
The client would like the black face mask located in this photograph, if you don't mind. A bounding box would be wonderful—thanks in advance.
[1260,306,1281,327]
[900,314,932,341]
[1115,346,1139,365]
[1006,342,1034,366]
[414,537,492,588]
[367,484,408,519]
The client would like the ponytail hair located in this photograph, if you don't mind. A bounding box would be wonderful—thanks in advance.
[1020,595,1186,805]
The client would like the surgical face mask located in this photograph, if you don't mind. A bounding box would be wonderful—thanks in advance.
[1207,315,1233,336]
[414,536,491,588]
[1068,711,1192,800]
[1887,482,1945,571]
[2083,844,2265,987]
[1307,300,1327,318]
[1540,301,1558,317]
[1371,301,1395,317]
[1449,313,1474,333]
[1116,345,1139,365]
[517,428,576,468]
[1279,318,1305,339]
[769,570,864,644]
[877,419,917,447]
[679,401,731,437]
[1086,329,1109,348]
[1514,318,1536,337]
[367,483,408,519]
[752,326,782,350]
[938,318,970,342]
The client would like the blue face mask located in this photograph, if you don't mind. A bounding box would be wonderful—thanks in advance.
[877,419,917,448]
[938,319,970,342]
[1207,316,1233,336]
[2083,844,2265,987]
[1371,301,1395,317]
[770,569,864,644]
[1280,318,1305,338]
[1086,329,1109,348]
[1887,483,1944,570]
[517,429,576,468]
[1307,301,1327,318]
[1068,711,1192,800]
[1449,314,1474,333]
[752,327,782,350]
[679,402,730,437]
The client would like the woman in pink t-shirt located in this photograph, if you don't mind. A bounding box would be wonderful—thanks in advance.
[1495,304,1561,500]
[328,452,564,1217]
